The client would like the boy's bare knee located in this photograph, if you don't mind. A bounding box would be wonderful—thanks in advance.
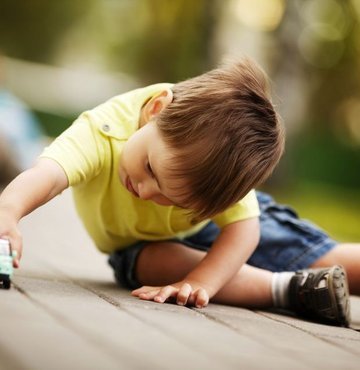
[311,243,359,269]
[311,249,338,268]
[135,242,205,286]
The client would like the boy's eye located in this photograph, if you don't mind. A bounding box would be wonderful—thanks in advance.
[147,161,155,177]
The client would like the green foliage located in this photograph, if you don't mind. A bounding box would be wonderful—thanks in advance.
[34,110,73,137]
[270,182,360,241]
[106,0,220,83]
[290,128,360,188]
[0,0,90,63]
[306,2,360,127]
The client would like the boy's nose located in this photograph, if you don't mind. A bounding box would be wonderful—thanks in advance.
[137,182,157,200]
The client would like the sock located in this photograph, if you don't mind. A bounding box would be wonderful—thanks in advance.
[271,272,296,308]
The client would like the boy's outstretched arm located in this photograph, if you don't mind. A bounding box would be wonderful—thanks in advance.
[0,158,69,267]
[132,217,260,307]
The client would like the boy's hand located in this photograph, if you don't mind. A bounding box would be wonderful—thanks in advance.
[131,281,210,308]
[0,211,22,268]
[0,158,69,269]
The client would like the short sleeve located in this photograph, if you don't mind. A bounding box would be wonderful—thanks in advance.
[212,190,260,228]
[39,116,106,186]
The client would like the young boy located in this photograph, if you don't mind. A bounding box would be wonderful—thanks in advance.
[0,59,356,327]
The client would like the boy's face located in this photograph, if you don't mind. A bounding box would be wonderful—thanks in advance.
[119,121,186,207]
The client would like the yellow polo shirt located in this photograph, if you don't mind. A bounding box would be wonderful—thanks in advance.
[40,83,260,253]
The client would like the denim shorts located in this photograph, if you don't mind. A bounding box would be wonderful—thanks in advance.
[108,191,337,289]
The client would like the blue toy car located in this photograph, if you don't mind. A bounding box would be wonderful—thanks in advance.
[0,239,15,289]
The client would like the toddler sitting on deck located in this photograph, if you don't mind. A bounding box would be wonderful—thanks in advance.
[0,58,356,326]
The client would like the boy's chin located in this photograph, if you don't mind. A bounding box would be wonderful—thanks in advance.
[152,198,174,207]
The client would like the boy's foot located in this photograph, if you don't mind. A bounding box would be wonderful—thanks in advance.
[289,265,350,327]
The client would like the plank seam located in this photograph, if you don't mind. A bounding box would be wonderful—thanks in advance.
[256,311,360,356]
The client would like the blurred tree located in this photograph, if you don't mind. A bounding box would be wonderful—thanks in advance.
[304,0,360,133]
[0,0,91,63]
[271,0,308,134]
[267,0,360,189]
[106,0,221,83]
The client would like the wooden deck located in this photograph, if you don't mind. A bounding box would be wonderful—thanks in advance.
[1,189,360,370]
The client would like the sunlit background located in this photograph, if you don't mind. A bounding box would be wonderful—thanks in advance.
[0,0,359,240]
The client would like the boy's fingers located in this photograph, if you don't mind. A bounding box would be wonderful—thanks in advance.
[132,287,147,296]
[138,289,161,301]
[11,237,22,267]
[187,292,196,306]
[132,284,207,306]
[176,283,192,306]
[131,286,157,296]
[194,288,209,308]
[12,249,21,268]
[131,286,164,301]
[154,285,178,303]
[13,259,20,268]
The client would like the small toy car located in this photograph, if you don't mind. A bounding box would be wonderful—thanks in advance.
[0,239,15,289]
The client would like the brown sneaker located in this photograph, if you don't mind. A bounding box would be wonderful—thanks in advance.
[289,265,350,327]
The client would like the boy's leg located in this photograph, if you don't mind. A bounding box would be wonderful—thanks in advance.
[132,241,350,326]
[310,243,360,294]
[253,192,360,294]
[135,241,273,308]
[109,191,352,324]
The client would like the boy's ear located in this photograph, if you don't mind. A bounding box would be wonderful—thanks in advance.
[142,88,173,122]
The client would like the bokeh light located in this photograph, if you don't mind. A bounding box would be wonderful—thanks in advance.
[336,98,360,145]
[297,0,349,68]
[298,25,345,68]
[232,0,285,32]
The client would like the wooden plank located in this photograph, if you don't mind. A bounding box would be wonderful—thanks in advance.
[258,299,360,357]
[349,296,360,331]
[198,304,360,369]
[0,338,25,370]
[0,286,120,370]
[92,285,313,370]
[11,273,222,370]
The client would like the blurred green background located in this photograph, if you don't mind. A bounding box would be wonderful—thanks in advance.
[0,0,359,241]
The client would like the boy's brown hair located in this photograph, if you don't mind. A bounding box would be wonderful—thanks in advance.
[157,58,285,221]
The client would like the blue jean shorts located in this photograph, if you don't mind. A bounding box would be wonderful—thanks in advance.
[108,191,337,289]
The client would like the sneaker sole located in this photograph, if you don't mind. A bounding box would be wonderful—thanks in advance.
[327,265,351,327]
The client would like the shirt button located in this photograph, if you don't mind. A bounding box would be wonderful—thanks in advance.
[102,124,110,132]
